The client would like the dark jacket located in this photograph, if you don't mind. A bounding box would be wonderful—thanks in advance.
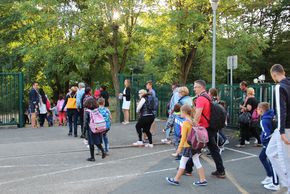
[123,87,131,101]
[101,90,109,107]
[140,95,154,116]
[260,109,275,145]
[29,88,39,105]
[274,77,290,134]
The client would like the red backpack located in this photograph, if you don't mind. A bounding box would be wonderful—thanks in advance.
[187,125,209,150]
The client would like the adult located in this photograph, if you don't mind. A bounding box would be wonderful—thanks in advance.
[132,89,155,148]
[77,82,85,138]
[120,79,131,124]
[266,64,290,193]
[240,81,248,103]
[29,82,39,128]
[38,88,48,127]
[168,82,180,115]
[236,87,261,147]
[146,80,158,135]
[62,86,78,137]
[81,87,93,138]
[193,80,226,178]
[178,86,192,107]
[100,85,109,107]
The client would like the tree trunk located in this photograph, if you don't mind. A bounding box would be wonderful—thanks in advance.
[179,47,197,85]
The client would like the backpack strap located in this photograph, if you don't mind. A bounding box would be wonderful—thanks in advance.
[178,96,186,105]
[198,92,212,122]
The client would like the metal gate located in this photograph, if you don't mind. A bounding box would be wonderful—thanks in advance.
[0,73,24,127]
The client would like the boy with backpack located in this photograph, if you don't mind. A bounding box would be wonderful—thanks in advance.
[98,98,112,154]
[257,102,280,191]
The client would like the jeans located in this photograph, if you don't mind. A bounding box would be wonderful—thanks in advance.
[78,108,84,135]
[259,146,273,177]
[67,109,78,135]
[103,130,109,153]
[207,132,225,173]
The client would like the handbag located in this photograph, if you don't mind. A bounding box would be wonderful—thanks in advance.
[238,112,251,124]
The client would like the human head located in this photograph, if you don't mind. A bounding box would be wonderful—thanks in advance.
[124,79,130,88]
[193,80,206,95]
[71,86,77,93]
[84,97,98,110]
[32,82,39,90]
[239,81,248,92]
[208,88,218,98]
[85,87,92,95]
[173,103,181,113]
[58,94,64,100]
[146,80,153,90]
[100,85,107,91]
[247,87,255,96]
[138,89,147,98]
[180,104,192,118]
[98,97,105,106]
[78,82,85,89]
[270,64,286,83]
[171,81,179,91]
[257,102,270,116]
[178,86,189,97]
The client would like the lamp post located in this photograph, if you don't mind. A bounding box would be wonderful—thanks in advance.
[209,0,219,88]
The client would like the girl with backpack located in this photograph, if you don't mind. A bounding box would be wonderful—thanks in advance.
[166,104,207,186]
[57,95,66,126]
[132,89,155,148]
[38,88,48,127]
[84,97,106,161]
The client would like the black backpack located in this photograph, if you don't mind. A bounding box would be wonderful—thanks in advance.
[145,95,155,113]
[200,93,227,132]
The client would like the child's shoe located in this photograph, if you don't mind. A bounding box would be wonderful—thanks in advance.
[193,180,208,186]
[166,177,179,186]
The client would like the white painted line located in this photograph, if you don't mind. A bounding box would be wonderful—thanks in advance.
[224,155,257,163]
[0,148,174,186]
[66,167,176,184]
[225,147,258,157]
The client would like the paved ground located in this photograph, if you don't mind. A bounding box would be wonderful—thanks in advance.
[0,121,280,194]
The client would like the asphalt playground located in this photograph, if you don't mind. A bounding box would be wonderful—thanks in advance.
[0,121,281,194]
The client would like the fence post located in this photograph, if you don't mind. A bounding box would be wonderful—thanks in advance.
[18,73,24,127]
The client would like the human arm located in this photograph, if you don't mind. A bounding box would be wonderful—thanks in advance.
[177,122,190,153]
[61,95,68,111]
[136,98,145,113]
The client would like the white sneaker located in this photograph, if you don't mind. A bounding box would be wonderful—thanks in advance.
[83,139,88,145]
[145,144,154,148]
[122,121,129,125]
[264,183,280,191]
[261,176,272,185]
[161,139,171,144]
[254,138,258,144]
[224,139,230,145]
[245,140,250,145]
[132,141,143,146]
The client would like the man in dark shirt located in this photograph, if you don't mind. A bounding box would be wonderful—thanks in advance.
[266,64,290,193]
[29,82,39,128]
[100,85,109,107]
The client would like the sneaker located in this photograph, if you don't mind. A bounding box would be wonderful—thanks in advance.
[211,171,226,178]
[235,144,245,148]
[68,133,72,136]
[132,141,144,146]
[224,139,230,145]
[122,121,129,125]
[261,176,272,185]
[245,140,250,145]
[83,139,88,145]
[171,153,178,157]
[264,183,280,191]
[86,157,95,162]
[145,144,154,148]
[254,138,258,144]
[161,139,171,144]
[166,177,179,186]
[193,180,208,186]
[80,134,85,138]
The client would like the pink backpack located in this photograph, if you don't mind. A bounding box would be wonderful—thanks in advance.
[187,126,209,150]
[57,100,65,112]
[251,109,259,121]
[87,109,107,134]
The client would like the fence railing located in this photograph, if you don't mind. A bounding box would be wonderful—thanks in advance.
[0,73,24,127]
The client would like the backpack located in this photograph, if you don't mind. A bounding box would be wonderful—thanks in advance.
[187,125,209,150]
[145,95,158,113]
[251,108,259,121]
[66,94,77,109]
[200,93,227,132]
[174,116,185,138]
[87,109,107,134]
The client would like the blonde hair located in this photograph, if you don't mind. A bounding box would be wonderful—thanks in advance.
[258,102,270,112]
[247,87,255,95]
[138,89,147,96]
[178,86,189,96]
[181,104,192,116]
[98,97,105,105]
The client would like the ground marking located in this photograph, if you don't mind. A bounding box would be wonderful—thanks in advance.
[225,147,258,157]
[224,155,257,163]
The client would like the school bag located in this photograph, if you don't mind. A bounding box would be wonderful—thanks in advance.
[57,100,65,112]
[187,125,209,150]
[200,93,227,132]
[66,94,77,109]
[145,95,158,113]
[87,109,107,134]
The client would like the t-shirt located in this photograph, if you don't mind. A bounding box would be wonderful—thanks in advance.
[195,95,211,128]
[245,97,258,115]
[178,120,192,151]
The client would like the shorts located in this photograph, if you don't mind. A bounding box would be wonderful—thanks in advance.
[122,100,131,110]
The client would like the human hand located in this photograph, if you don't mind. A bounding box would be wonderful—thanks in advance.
[176,149,181,155]
[281,134,290,145]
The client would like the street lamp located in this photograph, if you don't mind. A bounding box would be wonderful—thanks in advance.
[209,0,219,88]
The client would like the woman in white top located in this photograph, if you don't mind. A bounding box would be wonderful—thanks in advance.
[38,88,48,127]
[120,79,131,124]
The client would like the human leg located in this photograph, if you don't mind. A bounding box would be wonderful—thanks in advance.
[259,147,273,177]
[192,153,206,182]
[96,144,106,159]
[67,110,73,135]
[143,116,155,144]
[73,109,78,136]
[207,134,225,176]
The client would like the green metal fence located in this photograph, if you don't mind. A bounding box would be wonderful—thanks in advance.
[0,73,24,127]
[118,74,274,128]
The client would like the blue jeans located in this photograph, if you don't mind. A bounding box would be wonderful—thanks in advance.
[259,147,273,177]
[67,109,78,135]
[102,130,109,153]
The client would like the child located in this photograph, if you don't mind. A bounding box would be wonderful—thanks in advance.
[47,110,53,127]
[57,95,66,126]
[257,102,280,191]
[97,97,112,154]
[166,104,207,186]
[161,103,182,144]
[84,97,106,161]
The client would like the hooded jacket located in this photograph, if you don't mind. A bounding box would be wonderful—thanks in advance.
[274,77,290,134]
[260,109,275,145]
